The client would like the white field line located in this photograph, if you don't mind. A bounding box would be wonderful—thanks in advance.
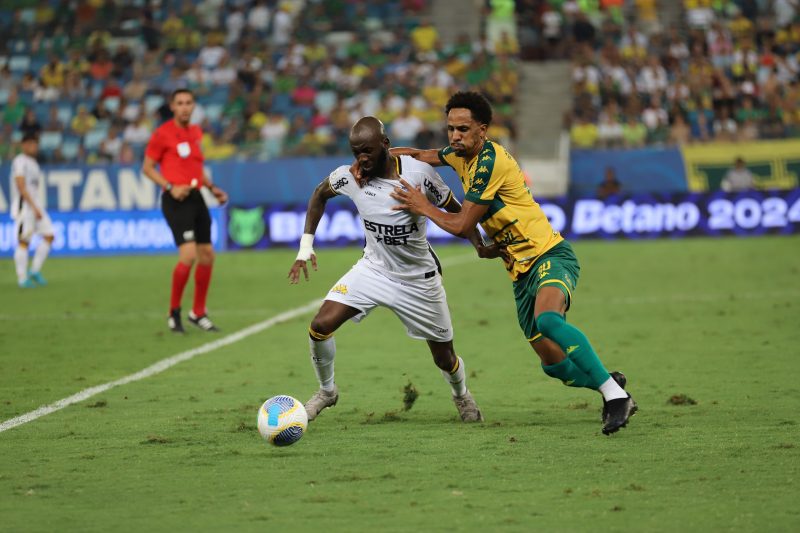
[0,253,477,434]
[0,300,320,434]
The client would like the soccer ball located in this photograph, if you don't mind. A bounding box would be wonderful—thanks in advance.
[257,395,308,446]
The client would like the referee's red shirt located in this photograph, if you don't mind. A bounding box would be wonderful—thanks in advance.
[145,120,204,186]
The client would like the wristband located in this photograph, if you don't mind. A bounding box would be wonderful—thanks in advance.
[165,183,173,192]
[296,233,315,261]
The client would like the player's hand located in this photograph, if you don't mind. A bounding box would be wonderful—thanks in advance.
[211,186,228,205]
[34,208,43,220]
[390,178,430,215]
[476,242,509,262]
[349,161,368,188]
[170,185,191,201]
[288,255,317,284]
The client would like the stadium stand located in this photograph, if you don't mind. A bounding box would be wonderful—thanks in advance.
[511,0,800,149]
[0,0,522,164]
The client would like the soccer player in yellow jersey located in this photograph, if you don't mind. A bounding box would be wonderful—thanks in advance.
[388,91,637,435]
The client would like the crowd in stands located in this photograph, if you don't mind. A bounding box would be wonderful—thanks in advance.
[0,0,523,165]
[520,0,800,149]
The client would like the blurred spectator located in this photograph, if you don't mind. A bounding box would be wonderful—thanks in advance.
[2,90,25,127]
[597,166,622,198]
[390,106,425,146]
[410,17,439,56]
[571,113,599,148]
[721,157,755,191]
[669,113,692,145]
[19,109,42,138]
[98,126,123,162]
[123,114,152,146]
[43,106,64,133]
[622,115,647,148]
[70,105,97,136]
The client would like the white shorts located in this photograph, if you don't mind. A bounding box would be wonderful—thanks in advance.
[14,208,54,243]
[325,261,454,342]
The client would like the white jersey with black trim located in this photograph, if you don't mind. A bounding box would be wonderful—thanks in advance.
[9,153,44,218]
[327,155,453,280]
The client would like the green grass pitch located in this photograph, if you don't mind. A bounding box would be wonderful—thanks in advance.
[1,236,799,532]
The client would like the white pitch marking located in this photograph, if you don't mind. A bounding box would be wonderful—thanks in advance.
[0,253,479,434]
[0,300,322,434]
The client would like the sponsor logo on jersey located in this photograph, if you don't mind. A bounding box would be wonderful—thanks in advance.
[331,176,349,191]
[423,178,443,205]
[566,345,579,354]
[363,219,419,245]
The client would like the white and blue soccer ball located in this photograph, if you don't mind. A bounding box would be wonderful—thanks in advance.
[257,395,308,446]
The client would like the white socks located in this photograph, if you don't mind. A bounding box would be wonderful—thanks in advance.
[441,356,468,397]
[309,335,336,392]
[31,240,51,274]
[599,376,628,401]
[14,246,28,283]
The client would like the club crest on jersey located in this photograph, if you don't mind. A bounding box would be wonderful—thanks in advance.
[330,284,348,295]
[363,219,418,246]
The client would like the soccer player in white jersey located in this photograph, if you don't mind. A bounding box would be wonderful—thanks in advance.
[10,133,54,288]
[288,117,495,422]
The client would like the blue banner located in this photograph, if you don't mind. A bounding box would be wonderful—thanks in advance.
[0,160,464,212]
[226,189,800,249]
[569,147,688,197]
[0,208,225,257]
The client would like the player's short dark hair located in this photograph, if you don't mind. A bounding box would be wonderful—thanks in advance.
[21,132,39,143]
[445,91,493,126]
[170,88,194,101]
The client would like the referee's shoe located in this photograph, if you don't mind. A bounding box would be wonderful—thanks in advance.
[188,311,220,332]
[168,307,185,333]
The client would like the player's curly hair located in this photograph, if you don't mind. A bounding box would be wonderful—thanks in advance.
[445,91,493,126]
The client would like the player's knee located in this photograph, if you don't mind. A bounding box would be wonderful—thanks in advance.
[309,317,336,338]
[535,311,564,338]
[428,342,456,371]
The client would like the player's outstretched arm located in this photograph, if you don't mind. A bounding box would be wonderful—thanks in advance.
[288,179,336,284]
[441,195,508,261]
[389,147,442,167]
[391,178,489,239]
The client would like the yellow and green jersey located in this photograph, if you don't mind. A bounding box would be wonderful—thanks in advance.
[438,140,563,280]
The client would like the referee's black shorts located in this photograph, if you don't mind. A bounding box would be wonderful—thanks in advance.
[161,189,212,246]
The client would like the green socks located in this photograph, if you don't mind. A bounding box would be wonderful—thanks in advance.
[542,357,595,388]
[536,311,610,390]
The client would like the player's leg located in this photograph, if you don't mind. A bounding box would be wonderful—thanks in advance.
[162,192,196,332]
[188,199,217,331]
[426,340,483,422]
[28,213,55,285]
[532,337,595,388]
[304,300,362,420]
[14,215,34,288]
[390,273,483,421]
[514,264,594,388]
[534,286,636,434]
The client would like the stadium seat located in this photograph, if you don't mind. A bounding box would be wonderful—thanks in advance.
[84,129,107,151]
[104,96,121,113]
[8,55,31,73]
[57,106,73,125]
[60,136,81,160]
[205,103,223,122]
[39,131,63,152]
[314,90,337,115]
[144,94,164,114]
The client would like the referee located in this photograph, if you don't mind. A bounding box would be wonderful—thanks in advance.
[142,88,228,333]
